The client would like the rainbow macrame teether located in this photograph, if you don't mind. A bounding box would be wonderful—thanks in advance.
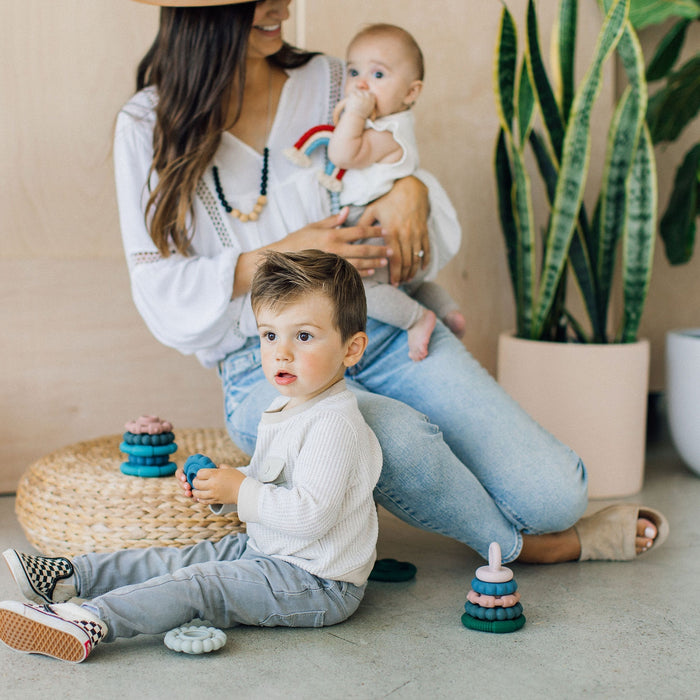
[461,542,526,633]
[283,124,346,192]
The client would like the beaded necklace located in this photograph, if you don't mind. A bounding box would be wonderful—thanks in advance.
[212,67,273,223]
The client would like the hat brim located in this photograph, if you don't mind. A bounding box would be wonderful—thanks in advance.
[132,1,252,6]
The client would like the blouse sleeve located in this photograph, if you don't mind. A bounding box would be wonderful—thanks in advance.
[414,168,462,279]
[113,97,245,357]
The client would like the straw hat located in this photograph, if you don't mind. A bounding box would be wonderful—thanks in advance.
[133,1,253,6]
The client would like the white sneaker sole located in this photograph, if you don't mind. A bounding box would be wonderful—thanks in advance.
[0,602,91,663]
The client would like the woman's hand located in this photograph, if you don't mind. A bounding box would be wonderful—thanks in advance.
[276,207,390,277]
[192,464,246,506]
[358,176,430,285]
[233,209,389,297]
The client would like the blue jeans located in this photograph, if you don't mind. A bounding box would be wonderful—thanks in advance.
[222,320,588,563]
[75,534,365,641]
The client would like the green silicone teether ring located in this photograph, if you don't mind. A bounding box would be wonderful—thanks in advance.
[368,558,417,582]
[461,612,526,633]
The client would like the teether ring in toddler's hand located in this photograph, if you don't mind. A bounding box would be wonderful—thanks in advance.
[183,453,217,488]
[164,625,226,654]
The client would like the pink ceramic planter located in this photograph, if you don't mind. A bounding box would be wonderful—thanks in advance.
[497,334,650,499]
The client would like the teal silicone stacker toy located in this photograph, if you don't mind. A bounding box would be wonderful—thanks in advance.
[120,415,177,478]
[461,542,526,633]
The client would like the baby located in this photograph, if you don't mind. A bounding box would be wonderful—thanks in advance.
[328,23,465,361]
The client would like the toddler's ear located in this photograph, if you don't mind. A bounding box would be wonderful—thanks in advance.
[343,331,369,367]
[404,80,423,108]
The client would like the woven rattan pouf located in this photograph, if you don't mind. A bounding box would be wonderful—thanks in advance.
[15,428,249,557]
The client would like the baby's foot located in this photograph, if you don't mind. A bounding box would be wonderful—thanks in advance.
[637,517,657,554]
[443,310,466,339]
[407,309,436,361]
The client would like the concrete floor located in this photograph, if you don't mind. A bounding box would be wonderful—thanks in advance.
[1,427,698,699]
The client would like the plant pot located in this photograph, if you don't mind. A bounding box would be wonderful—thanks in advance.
[666,329,700,477]
[497,334,650,499]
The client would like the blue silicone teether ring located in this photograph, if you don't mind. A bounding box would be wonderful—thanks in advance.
[470,577,518,596]
[183,453,217,487]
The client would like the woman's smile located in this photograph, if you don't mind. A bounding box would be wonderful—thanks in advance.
[248,0,290,57]
[254,23,281,34]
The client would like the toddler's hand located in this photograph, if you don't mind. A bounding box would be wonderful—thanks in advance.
[175,467,194,499]
[192,464,245,506]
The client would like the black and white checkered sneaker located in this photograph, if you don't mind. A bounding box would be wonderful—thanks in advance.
[2,549,76,604]
[0,601,107,663]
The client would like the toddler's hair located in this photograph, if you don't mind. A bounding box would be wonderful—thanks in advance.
[251,250,367,341]
[349,23,424,81]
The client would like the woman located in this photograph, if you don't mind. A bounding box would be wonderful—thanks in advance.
[116,0,667,563]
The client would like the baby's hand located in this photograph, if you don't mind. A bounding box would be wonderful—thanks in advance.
[344,88,376,119]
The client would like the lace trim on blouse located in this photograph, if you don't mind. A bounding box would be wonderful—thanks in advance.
[325,55,344,214]
[196,177,235,248]
[129,250,167,266]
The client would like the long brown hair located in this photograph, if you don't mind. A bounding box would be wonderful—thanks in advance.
[137,3,317,256]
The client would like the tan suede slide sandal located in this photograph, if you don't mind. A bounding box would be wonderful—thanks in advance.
[574,504,669,561]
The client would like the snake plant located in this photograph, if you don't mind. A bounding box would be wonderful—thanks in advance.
[629,0,700,266]
[494,0,657,343]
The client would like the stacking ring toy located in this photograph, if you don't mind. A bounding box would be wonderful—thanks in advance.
[461,542,526,634]
[368,558,417,582]
[164,625,227,654]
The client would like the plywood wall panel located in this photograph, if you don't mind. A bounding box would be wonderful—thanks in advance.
[0,1,158,259]
[0,259,225,494]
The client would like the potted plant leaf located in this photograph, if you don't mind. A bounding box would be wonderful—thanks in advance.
[631,0,699,265]
[628,0,700,477]
[493,0,657,497]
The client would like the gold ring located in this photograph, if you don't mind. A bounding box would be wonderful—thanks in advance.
[414,250,424,259]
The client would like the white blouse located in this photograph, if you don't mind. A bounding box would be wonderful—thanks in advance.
[114,55,461,367]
